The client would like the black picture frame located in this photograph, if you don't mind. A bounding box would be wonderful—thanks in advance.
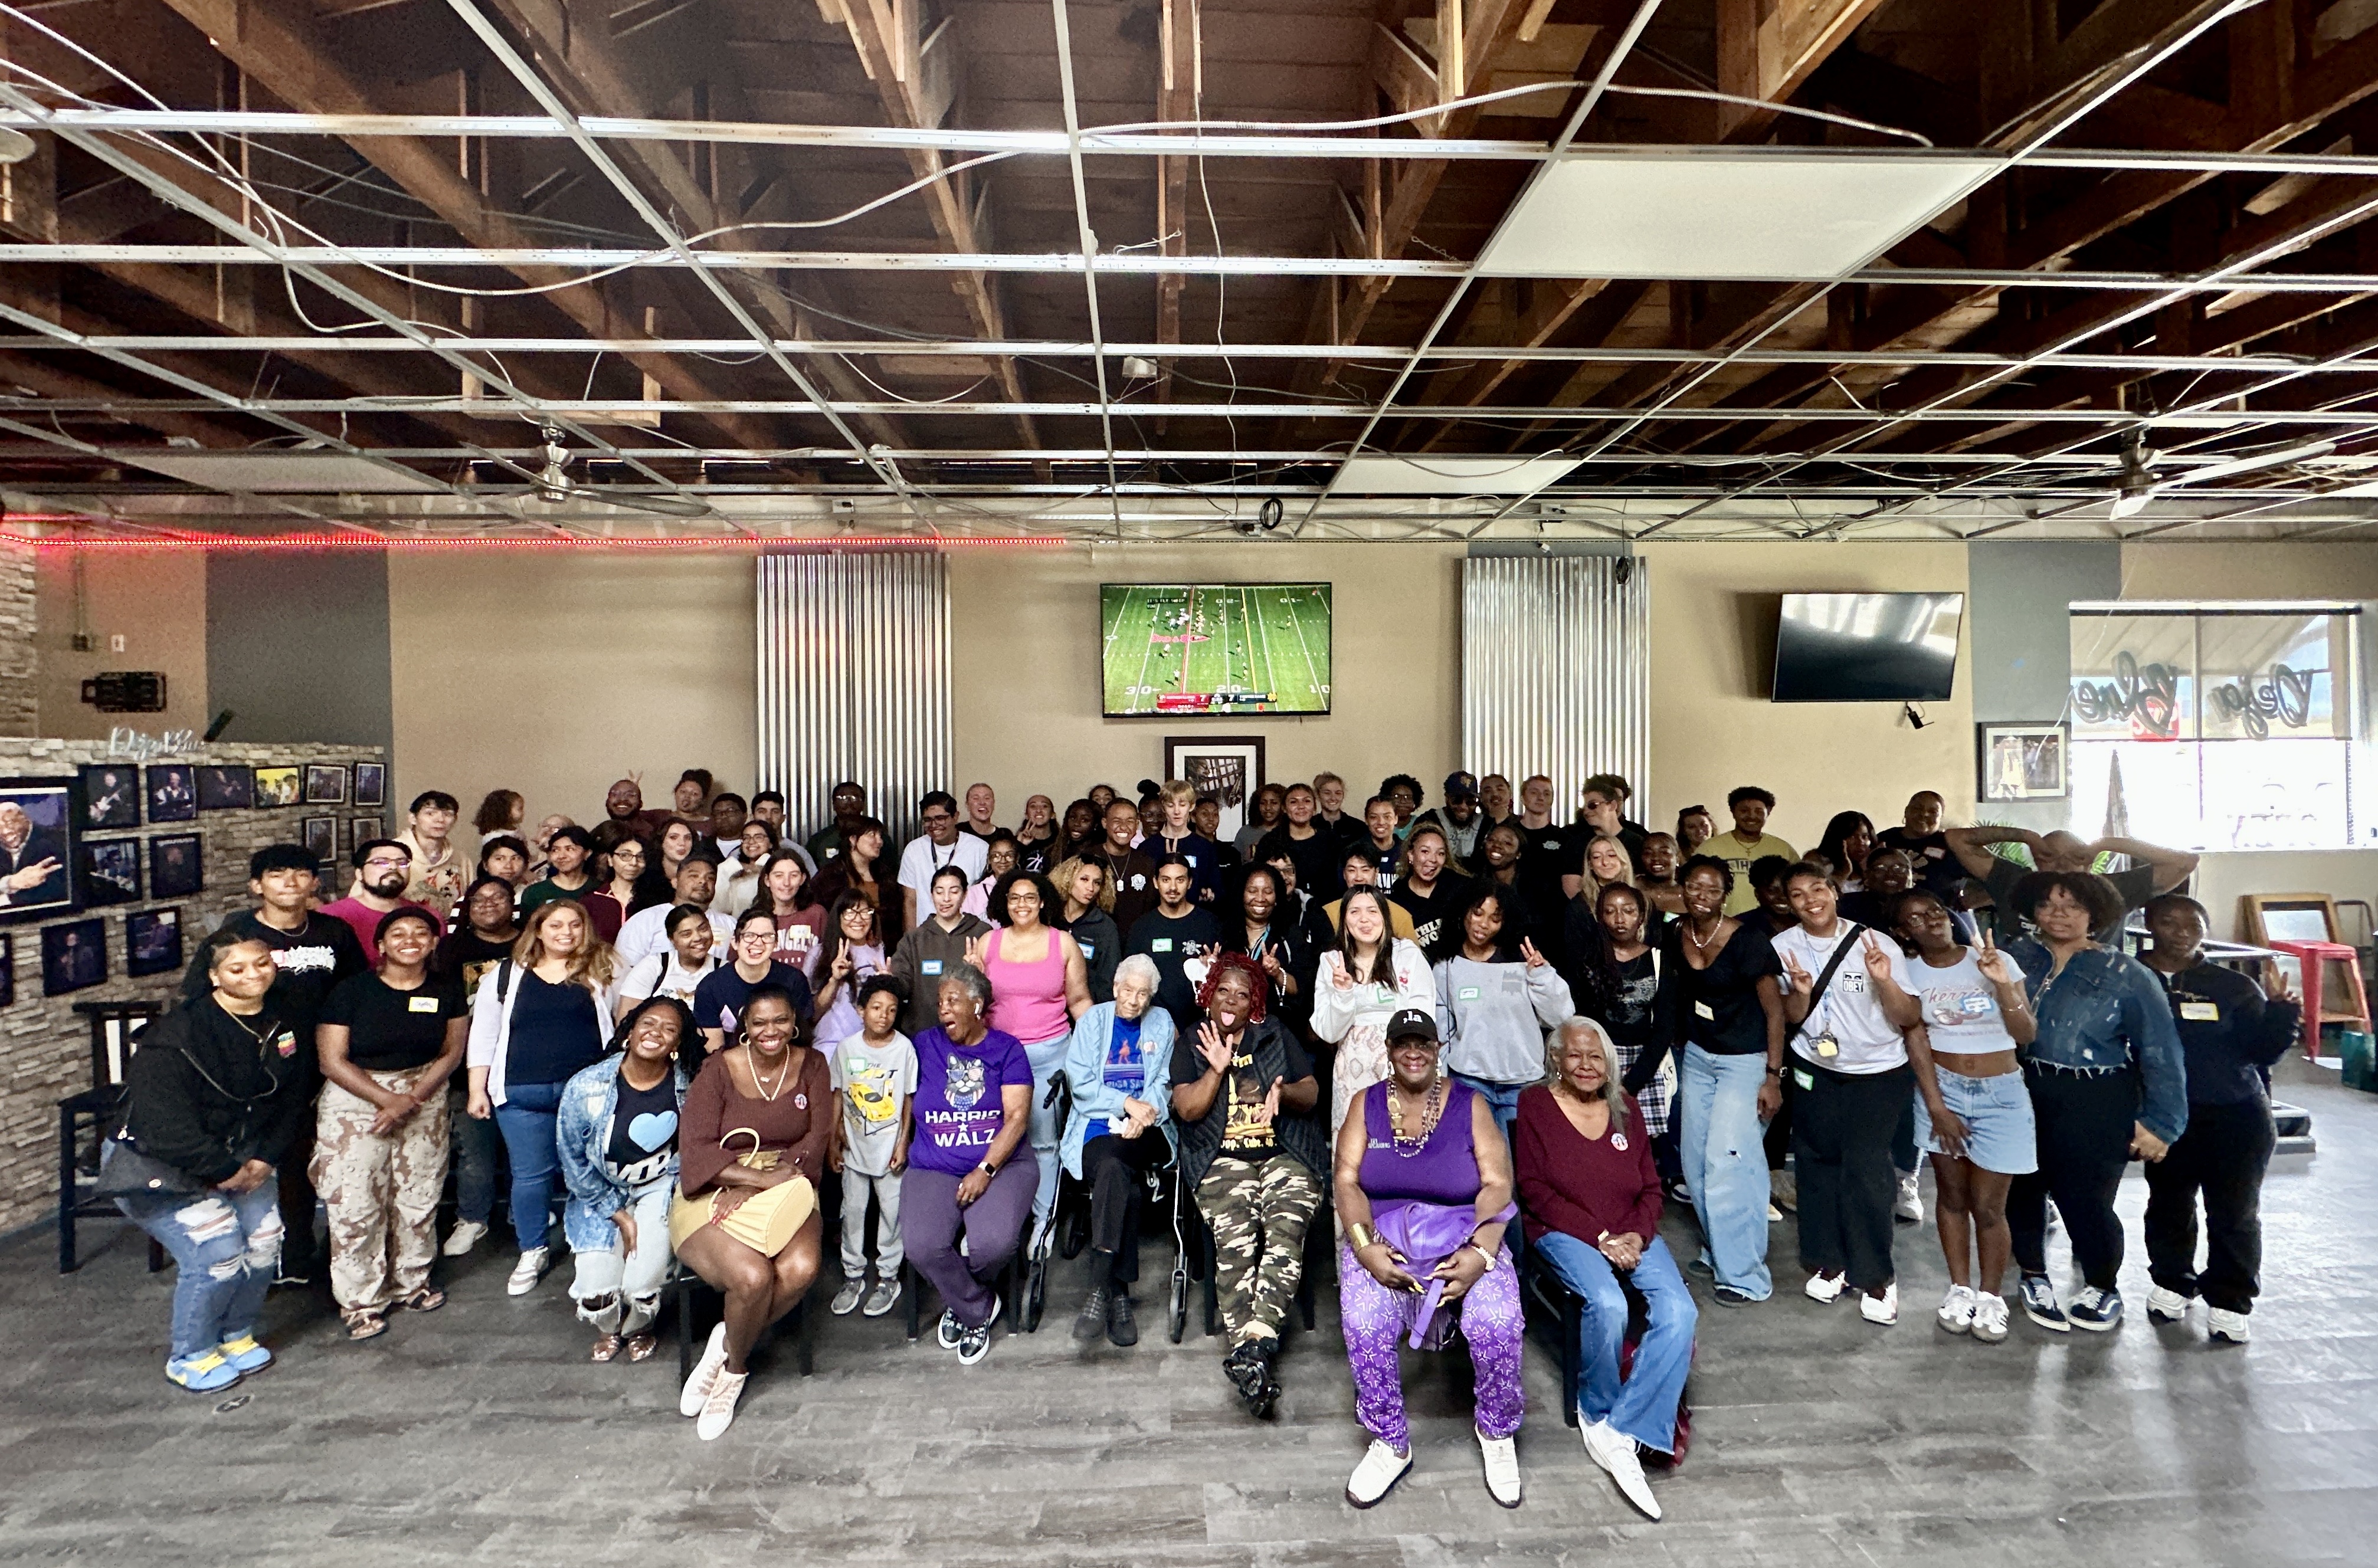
[196,765,254,811]
[79,765,142,829]
[0,777,83,924]
[83,835,142,906]
[1162,736,1268,843]
[254,767,301,808]
[150,833,204,899]
[1976,720,2073,802]
[303,815,338,862]
[352,762,385,809]
[42,917,106,996]
[144,763,198,824]
[126,907,184,978]
[0,933,14,1007]
[351,814,385,848]
[302,764,348,806]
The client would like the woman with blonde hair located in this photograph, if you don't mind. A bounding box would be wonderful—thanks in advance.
[466,898,620,1297]
[1050,854,1121,1003]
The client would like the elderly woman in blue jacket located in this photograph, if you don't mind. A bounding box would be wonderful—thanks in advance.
[1060,953,1178,1347]
[2001,872,2186,1334]
[557,996,694,1363]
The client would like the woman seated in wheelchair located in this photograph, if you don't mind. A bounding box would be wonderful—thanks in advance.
[672,985,831,1441]
[1059,953,1177,1347]
[557,996,695,1366]
[1514,1016,1695,1521]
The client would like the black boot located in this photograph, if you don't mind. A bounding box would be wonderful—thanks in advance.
[1072,1282,1111,1344]
[1246,1336,1281,1419]
[1105,1288,1139,1347]
[1222,1341,1266,1403]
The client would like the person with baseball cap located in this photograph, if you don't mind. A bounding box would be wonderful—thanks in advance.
[1419,772,1486,863]
[1332,1006,1525,1510]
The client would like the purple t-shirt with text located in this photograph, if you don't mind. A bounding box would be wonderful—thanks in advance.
[909,1024,1032,1175]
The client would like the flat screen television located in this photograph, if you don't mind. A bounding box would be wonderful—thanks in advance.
[1100,583,1333,716]
[1772,592,1963,702]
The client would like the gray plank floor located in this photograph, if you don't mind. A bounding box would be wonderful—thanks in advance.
[4,1056,2372,1566]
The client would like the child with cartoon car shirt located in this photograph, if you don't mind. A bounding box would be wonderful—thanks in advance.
[828,975,919,1320]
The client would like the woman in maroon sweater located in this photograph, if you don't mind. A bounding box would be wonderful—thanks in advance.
[1515,1017,1697,1521]
[671,985,831,1440]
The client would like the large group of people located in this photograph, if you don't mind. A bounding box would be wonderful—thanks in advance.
[99,763,2298,1515]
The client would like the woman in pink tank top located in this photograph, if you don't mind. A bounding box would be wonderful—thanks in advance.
[969,871,1093,1236]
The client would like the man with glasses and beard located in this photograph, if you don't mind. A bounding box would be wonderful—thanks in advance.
[320,841,431,966]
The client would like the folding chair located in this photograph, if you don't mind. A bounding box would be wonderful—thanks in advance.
[57,1002,167,1274]
[670,1258,815,1382]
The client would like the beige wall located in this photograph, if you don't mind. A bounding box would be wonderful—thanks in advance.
[33,549,209,738]
[1639,542,1976,853]
[2120,542,2378,602]
[947,543,1463,812]
[385,551,756,832]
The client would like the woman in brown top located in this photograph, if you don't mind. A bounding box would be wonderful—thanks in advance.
[672,985,830,1440]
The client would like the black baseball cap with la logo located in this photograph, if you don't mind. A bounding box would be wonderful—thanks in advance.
[1385,1008,1439,1043]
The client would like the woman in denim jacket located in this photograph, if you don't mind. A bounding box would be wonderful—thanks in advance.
[2003,872,2186,1334]
[557,997,694,1362]
[1059,954,1178,1344]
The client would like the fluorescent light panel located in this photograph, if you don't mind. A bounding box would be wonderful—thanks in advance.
[1335,454,1582,496]
[117,451,447,493]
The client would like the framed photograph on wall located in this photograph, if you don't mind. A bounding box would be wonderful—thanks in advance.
[79,765,142,829]
[303,764,348,805]
[352,763,385,809]
[126,907,184,978]
[42,917,106,996]
[196,765,254,811]
[1162,736,1266,844]
[83,836,142,906]
[0,933,14,1007]
[254,767,302,808]
[0,778,81,924]
[302,815,338,863]
[351,815,385,848]
[150,834,203,899]
[1977,721,2072,802]
[145,763,198,824]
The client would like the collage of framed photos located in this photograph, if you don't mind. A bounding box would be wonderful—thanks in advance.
[1,759,384,1003]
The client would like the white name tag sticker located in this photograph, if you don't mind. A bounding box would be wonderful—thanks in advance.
[407,995,441,1013]
[2179,1000,2220,1022]
[921,959,943,975]
[1694,1000,1715,1021]
[1458,986,1480,1001]
[1151,938,1175,953]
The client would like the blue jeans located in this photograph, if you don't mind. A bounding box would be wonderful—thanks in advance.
[109,1145,284,1361]
[1455,1072,1527,1267]
[1023,1032,1071,1235]
[493,1080,565,1252]
[1534,1232,1698,1453]
[1678,1043,1773,1299]
[449,1082,499,1224]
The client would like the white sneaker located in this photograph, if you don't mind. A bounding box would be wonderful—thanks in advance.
[2147,1285,2193,1323]
[695,1367,748,1441]
[1894,1173,1922,1223]
[1969,1293,2010,1343]
[1766,1202,1784,1222]
[1476,1427,1522,1508]
[830,1277,866,1316]
[680,1322,729,1416]
[1584,1419,1660,1520]
[1803,1271,1846,1304]
[1344,1439,1413,1508]
[1937,1284,1977,1334]
[1859,1282,1899,1326]
[2207,1307,2250,1344]
[441,1219,488,1257]
[505,1246,548,1296]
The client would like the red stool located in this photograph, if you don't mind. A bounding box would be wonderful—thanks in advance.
[2270,940,2373,1061]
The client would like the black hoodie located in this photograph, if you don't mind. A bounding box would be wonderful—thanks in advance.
[116,995,314,1185]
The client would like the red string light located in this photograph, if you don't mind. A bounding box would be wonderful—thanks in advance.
[0,524,1068,551]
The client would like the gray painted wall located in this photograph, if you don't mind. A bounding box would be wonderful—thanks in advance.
[1964,541,2121,829]
[204,549,394,756]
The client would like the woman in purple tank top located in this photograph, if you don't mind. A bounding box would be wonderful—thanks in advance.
[1331,1006,1525,1511]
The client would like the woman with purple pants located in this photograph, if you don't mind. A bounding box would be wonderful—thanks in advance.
[1332,1006,1525,1510]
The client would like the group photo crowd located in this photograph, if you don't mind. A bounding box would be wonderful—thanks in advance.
[100,761,2297,1515]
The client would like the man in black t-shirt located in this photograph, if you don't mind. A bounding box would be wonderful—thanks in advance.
[1873,790,1967,900]
[181,844,369,1286]
[1945,821,2197,933]
[1511,775,1573,938]
[1126,857,1223,1032]
[1094,798,1161,934]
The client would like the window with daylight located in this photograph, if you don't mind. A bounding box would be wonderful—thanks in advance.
[2066,603,2366,852]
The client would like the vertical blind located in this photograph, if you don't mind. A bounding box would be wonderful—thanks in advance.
[756,550,950,842]
[1460,554,1650,801]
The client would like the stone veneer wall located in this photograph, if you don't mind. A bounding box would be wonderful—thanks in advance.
[0,736,384,1235]
[0,545,37,735]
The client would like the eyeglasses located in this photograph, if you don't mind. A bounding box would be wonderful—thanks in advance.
[363,857,410,870]
[922,812,954,824]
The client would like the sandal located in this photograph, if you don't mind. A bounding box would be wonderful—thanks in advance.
[624,1333,658,1362]
[398,1287,446,1313]
[342,1308,388,1341]
[589,1334,624,1362]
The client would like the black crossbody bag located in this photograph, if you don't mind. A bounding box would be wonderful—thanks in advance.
[1786,924,1868,1057]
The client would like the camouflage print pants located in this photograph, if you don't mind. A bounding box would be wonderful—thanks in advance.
[1196,1155,1322,1346]
[312,1069,450,1313]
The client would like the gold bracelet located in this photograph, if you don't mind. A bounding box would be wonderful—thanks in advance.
[1349,1222,1381,1252]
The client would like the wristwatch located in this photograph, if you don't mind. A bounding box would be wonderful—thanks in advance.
[975,1159,998,1177]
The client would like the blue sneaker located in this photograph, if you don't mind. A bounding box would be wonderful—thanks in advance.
[2068,1285,2123,1332]
[216,1333,274,1374]
[165,1350,243,1393]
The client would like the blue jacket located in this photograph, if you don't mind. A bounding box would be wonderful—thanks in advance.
[1059,1002,1177,1179]
[556,1055,689,1253]
[2009,939,2189,1144]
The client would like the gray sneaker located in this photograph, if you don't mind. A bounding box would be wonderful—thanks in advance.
[829,1277,867,1317]
[862,1278,902,1318]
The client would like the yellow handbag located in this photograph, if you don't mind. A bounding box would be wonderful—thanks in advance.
[669,1127,816,1258]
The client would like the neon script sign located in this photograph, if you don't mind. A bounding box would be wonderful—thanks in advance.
[2209,663,2315,740]
[2072,651,2182,738]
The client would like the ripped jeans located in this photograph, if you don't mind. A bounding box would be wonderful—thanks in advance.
[109,1145,283,1361]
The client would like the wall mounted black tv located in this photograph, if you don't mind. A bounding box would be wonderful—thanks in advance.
[1772,592,1963,702]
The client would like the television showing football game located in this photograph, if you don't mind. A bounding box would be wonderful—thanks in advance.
[1100,583,1333,717]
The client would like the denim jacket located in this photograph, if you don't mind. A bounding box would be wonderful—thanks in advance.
[1059,1003,1177,1179]
[556,1055,689,1254]
[2009,939,2189,1144]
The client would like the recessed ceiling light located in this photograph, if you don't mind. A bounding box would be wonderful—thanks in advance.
[1337,454,1581,496]
[1476,153,2000,280]
[118,451,446,493]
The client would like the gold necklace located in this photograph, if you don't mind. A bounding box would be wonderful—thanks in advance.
[747,1046,794,1102]
[1386,1078,1445,1152]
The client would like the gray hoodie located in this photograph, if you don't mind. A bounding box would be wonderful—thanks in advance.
[1432,952,1574,1086]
